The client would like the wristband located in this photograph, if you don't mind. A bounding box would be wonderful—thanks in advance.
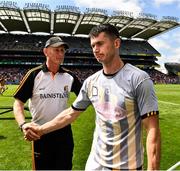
[19,121,27,131]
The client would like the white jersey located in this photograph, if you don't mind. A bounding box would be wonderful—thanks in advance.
[72,63,159,170]
[14,63,81,125]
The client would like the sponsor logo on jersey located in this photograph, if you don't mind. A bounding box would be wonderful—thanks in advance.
[39,87,45,90]
[40,86,69,99]
[40,92,69,99]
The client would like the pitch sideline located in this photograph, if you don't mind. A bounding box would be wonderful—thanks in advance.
[158,100,180,106]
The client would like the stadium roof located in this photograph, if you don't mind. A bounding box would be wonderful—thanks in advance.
[0,2,179,40]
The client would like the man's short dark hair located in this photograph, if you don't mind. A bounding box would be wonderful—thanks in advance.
[89,23,120,39]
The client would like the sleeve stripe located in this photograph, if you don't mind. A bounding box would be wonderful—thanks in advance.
[71,105,86,111]
[141,111,159,119]
[13,65,42,96]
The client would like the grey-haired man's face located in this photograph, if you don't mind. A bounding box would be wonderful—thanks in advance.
[44,45,66,65]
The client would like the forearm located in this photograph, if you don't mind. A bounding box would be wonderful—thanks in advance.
[40,107,81,135]
[146,128,161,170]
[13,99,26,125]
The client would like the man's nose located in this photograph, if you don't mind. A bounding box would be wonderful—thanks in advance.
[93,45,99,53]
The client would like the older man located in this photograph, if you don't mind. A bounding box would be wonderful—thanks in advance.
[13,36,82,170]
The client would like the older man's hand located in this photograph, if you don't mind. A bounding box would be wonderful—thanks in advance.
[22,122,41,141]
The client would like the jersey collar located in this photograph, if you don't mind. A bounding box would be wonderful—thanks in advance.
[42,62,65,73]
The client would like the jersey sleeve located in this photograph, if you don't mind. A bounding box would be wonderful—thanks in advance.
[72,79,91,110]
[136,77,159,119]
[71,74,82,96]
[13,70,35,103]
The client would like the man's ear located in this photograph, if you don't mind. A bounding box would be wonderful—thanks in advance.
[114,38,121,48]
[43,48,48,56]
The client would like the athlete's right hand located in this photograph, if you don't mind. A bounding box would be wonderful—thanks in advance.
[22,122,41,141]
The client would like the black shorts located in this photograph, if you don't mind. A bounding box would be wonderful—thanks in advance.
[32,125,74,170]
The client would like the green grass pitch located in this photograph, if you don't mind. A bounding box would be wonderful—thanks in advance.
[0,84,179,170]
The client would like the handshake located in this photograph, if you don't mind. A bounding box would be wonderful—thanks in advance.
[21,122,43,141]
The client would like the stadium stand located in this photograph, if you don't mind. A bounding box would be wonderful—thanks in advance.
[165,62,180,75]
[0,2,179,84]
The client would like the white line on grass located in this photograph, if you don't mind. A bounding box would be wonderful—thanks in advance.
[158,100,180,106]
[167,161,180,171]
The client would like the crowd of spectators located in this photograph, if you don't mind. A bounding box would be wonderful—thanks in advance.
[0,67,27,84]
[146,69,179,84]
[0,34,159,56]
[0,34,179,85]
[0,67,179,85]
[0,34,92,53]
